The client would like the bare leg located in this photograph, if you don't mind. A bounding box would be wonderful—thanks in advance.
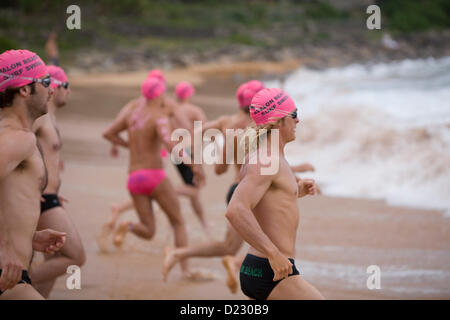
[177,184,210,236]
[113,194,155,247]
[29,207,86,298]
[111,199,134,222]
[163,223,243,281]
[267,275,325,300]
[152,179,190,279]
[0,283,44,300]
[97,199,134,252]
[222,253,246,294]
[222,256,238,294]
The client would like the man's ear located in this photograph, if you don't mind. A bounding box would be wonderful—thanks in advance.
[18,85,31,97]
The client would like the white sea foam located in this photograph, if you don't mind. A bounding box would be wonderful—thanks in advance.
[267,57,450,215]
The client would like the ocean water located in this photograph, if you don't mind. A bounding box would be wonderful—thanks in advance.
[267,57,450,215]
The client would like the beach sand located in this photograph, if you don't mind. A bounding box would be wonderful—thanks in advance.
[36,65,450,300]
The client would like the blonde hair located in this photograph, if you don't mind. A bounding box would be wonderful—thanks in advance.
[240,119,282,156]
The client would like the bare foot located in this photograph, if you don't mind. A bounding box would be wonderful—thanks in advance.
[162,247,180,282]
[113,221,130,248]
[96,223,114,253]
[222,255,238,294]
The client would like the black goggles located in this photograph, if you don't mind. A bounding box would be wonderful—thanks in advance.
[51,78,69,89]
[34,75,52,88]
[289,110,298,120]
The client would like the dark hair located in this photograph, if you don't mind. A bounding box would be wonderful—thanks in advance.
[0,83,36,108]
[242,106,250,114]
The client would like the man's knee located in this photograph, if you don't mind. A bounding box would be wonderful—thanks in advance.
[73,249,86,267]
[60,243,86,267]
[143,228,156,240]
[138,221,156,240]
[212,241,236,256]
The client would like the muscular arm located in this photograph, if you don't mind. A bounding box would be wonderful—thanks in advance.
[0,131,35,289]
[201,116,227,133]
[291,162,315,173]
[0,130,35,180]
[102,100,135,148]
[225,163,279,257]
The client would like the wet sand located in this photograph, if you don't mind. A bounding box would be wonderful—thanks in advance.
[37,65,450,299]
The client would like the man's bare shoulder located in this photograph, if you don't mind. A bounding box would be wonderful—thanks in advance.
[164,96,177,113]
[122,97,141,111]
[186,102,201,112]
[31,114,50,134]
[220,114,235,128]
[228,114,249,130]
[120,97,142,121]
[240,152,276,181]
[127,97,142,111]
[0,127,36,158]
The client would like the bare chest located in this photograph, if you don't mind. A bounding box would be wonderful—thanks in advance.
[38,121,62,152]
[273,162,298,198]
[15,144,47,193]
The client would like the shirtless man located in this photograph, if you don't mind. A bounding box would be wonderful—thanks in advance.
[102,77,203,278]
[100,70,193,237]
[0,49,66,300]
[29,65,85,298]
[171,81,209,234]
[162,81,317,290]
[226,87,324,300]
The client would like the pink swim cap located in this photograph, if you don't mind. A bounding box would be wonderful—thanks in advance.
[236,80,265,108]
[250,88,297,126]
[47,65,68,89]
[147,69,165,82]
[246,80,265,92]
[141,77,166,100]
[0,49,47,92]
[175,81,195,100]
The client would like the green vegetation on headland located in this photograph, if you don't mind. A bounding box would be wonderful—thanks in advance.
[0,0,448,70]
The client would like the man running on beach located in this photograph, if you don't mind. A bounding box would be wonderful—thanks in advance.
[102,76,203,278]
[162,81,316,291]
[29,65,86,298]
[100,70,195,237]
[0,50,66,299]
[226,87,324,300]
